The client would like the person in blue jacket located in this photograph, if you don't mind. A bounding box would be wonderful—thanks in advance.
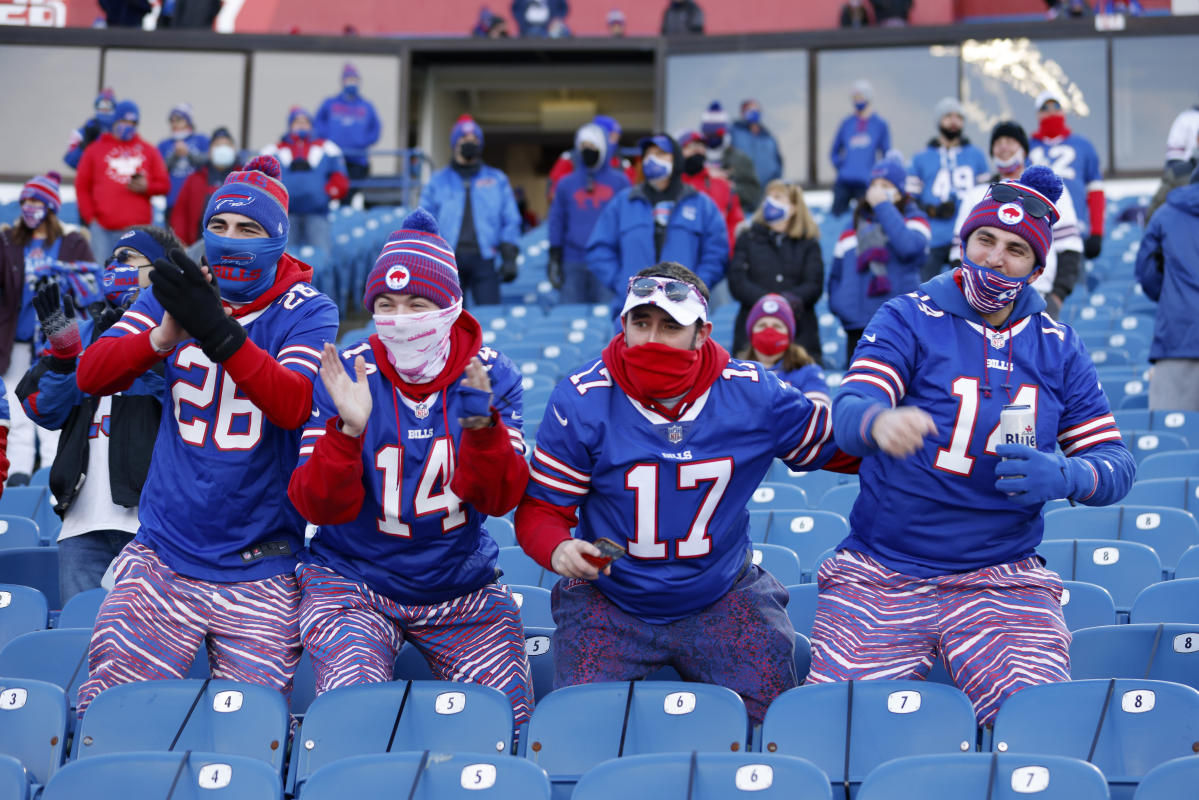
[548,121,630,304]
[315,63,382,183]
[1136,164,1199,411]
[63,88,117,171]
[262,107,350,257]
[829,80,892,217]
[156,103,210,218]
[731,99,784,187]
[421,115,521,305]
[828,155,930,366]
[586,134,728,322]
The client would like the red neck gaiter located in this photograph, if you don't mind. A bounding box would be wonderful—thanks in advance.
[602,334,730,420]
[1035,114,1071,141]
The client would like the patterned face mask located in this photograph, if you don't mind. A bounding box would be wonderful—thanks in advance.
[373,300,463,384]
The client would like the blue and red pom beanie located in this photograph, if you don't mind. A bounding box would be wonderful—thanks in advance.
[20,172,62,214]
[959,165,1063,269]
[450,114,484,150]
[203,155,290,239]
[364,208,462,310]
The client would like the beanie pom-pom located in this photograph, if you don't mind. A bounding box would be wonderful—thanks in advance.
[45,171,62,185]
[244,155,282,181]
[401,207,440,236]
[1020,165,1063,204]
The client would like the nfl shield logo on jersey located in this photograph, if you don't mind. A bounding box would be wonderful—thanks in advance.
[668,424,683,444]
[415,402,430,419]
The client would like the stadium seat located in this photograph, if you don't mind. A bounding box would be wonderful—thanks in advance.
[1133,755,1199,800]
[0,516,40,550]
[525,681,749,799]
[1060,581,1118,630]
[508,584,554,629]
[0,677,68,787]
[302,751,551,799]
[523,626,554,702]
[1130,578,1199,624]
[1036,539,1161,611]
[810,547,838,579]
[760,511,849,581]
[290,681,515,795]
[392,643,436,681]
[769,465,859,507]
[487,516,517,548]
[0,754,27,800]
[760,681,977,797]
[1071,624,1199,692]
[28,466,51,488]
[818,485,860,517]
[1089,347,1135,367]
[751,544,802,586]
[747,510,773,542]
[991,678,1199,799]
[0,629,91,712]
[1122,430,1191,464]
[0,584,47,649]
[41,751,282,800]
[572,753,832,800]
[1122,477,1199,514]
[1044,505,1199,576]
[0,547,60,609]
[0,487,59,545]
[1115,410,1199,450]
[56,588,107,630]
[786,584,818,635]
[496,546,552,588]
[1176,545,1199,579]
[857,753,1108,800]
[75,679,289,775]
[1136,450,1199,481]
[748,483,808,512]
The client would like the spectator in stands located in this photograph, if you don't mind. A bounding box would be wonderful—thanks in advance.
[586,134,728,321]
[1030,91,1105,261]
[952,121,1084,319]
[731,100,784,188]
[420,115,521,305]
[157,103,210,223]
[1045,0,1092,18]
[100,0,150,27]
[548,114,626,198]
[288,208,533,725]
[171,127,242,250]
[1164,99,1199,165]
[315,63,382,184]
[839,0,874,26]
[1,172,97,484]
[18,226,170,602]
[830,80,891,217]
[909,97,990,281]
[828,155,929,366]
[471,7,502,37]
[607,8,626,35]
[677,130,744,254]
[869,0,912,25]
[548,121,630,303]
[736,293,830,405]
[77,100,170,262]
[262,107,349,258]
[63,88,117,171]
[661,0,704,34]
[1136,165,1199,411]
[156,0,222,28]
[513,0,567,36]
[700,101,762,212]
[728,180,824,357]
[809,166,1135,726]
[515,262,853,724]
[1147,129,1198,222]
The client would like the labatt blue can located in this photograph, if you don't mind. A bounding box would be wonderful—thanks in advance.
[1000,404,1036,448]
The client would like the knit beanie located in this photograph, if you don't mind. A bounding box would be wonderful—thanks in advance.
[746,294,795,341]
[169,102,194,127]
[990,120,1030,158]
[450,114,484,150]
[700,101,730,139]
[363,208,462,310]
[95,88,116,112]
[115,100,139,124]
[934,97,963,125]
[870,155,907,194]
[852,80,873,103]
[959,165,1063,269]
[20,172,62,214]
[342,62,360,81]
[203,155,290,238]
[287,106,312,129]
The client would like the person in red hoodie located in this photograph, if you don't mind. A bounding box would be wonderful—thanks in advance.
[677,130,744,254]
[76,100,169,266]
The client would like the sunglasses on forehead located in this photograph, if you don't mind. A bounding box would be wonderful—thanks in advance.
[628,276,706,306]
[987,184,1055,220]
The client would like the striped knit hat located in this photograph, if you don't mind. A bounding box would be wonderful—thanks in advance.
[363,208,462,310]
[700,101,729,140]
[203,155,290,238]
[959,165,1063,269]
[20,172,61,214]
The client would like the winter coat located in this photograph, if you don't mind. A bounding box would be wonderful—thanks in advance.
[170,163,239,246]
[731,121,784,187]
[681,169,743,255]
[315,93,382,167]
[549,157,630,265]
[262,136,350,216]
[156,0,222,28]
[729,222,824,356]
[76,133,170,231]
[157,131,211,207]
[421,164,521,260]
[661,0,704,34]
[1136,182,1199,362]
[830,113,891,187]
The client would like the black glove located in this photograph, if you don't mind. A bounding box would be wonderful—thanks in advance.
[81,119,101,148]
[935,200,957,220]
[498,242,519,284]
[290,159,312,172]
[149,248,246,363]
[32,280,82,359]
[1084,234,1103,260]
[547,246,563,289]
[94,303,126,336]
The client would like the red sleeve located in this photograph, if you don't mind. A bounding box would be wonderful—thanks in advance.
[0,426,9,494]
[171,177,200,245]
[1087,189,1106,237]
[726,192,744,255]
[76,329,167,396]
[514,495,577,572]
[221,340,316,430]
[325,171,350,201]
[449,411,530,517]
[145,146,171,196]
[824,449,861,474]
[287,416,366,525]
[76,148,95,225]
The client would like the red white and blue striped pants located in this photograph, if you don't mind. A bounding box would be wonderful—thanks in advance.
[77,541,301,717]
[297,563,533,726]
[806,549,1070,725]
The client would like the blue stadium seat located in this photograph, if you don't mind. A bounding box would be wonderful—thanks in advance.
[0,516,40,550]
[748,483,808,512]
[810,547,838,579]
[572,753,832,800]
[42,751,282,800]
[760,681,977,797]
[0,547,60,609]
[290,681,516,795]
[57,588,106,631]
[525,681,749,799]
[751,544,802,586]
[793,632,812,684]
[1044,505,1199,576]
[0,584,47,649]
[786,584,818,635]
[1036,539,1161,611]
[1115,410,1199,449]
[29,466,51,487]
[1130,578,1199,624]
[1071,623,1199,693]
[0,487,58,545]
[1061,581,1118,630]
[1134,755,1199,800]
[523,626,554,702]
[857,753,1108,800]
[760,511,849,582]
[0,754,27,800]
[0,677,68,787]
[767,465,860,506]
[1136,450,1199,481]
[1176,545,1199,579]
[487,517,517,548]
[818,485,860,517]
[1089,348,1135,368]
[1123,477,1199,514]
[302,752,551,799]
[0,629,91,712]
[497,546,551,588]
[290,650,317,716]
[1122,430,1191,465]
[1120,394,1150,410]
[1101,375,1149,410]
[991,678,1199,800]
[508,584,553,629]
[747,510,773,542]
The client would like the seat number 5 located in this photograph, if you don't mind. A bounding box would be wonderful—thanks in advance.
[171,345,263,450]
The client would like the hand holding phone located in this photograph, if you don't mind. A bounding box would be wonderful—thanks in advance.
[581,537,626,569]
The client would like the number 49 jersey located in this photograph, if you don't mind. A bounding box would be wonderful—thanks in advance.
[527,357,838,624]
[908,142,990,248]
[100,281,339,582]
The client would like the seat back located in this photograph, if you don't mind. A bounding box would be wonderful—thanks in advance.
[1036,539,1161,610]
[1176,544,1199,579]
[1122,430,1190,464]
[1061,581,1118,630]
[1115,411,1199,451]
[786,583,818,636]
[1123,478,1199,514]
[42,751,282,800]
[0,678,68,785]
[57,588,107,631]
[0,516,40,550]
[1044,505,1199,574]
[0,754,28,800]
[301,752,551,800]
[1133,755,1199,800]
[748,483,808,512]
[0,488,58,546]
[1136,450,1199,481]
[496,546,550,587]
[0,584,47,650]
[1071,623,1199,692]
[523,626,555,702]
[1130,578,1199,624]
[0,548,60,609]
[487,517,517,548]
[751,544,802,586]
[0,629,91,711]
[572,753,833,800]
[762,510,849,580]
[507,584,553,629]
[818,485,859,517]
[857,753,1108,800]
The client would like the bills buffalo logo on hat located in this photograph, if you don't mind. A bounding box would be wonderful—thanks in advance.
[998,203,1024,226]
[386,265,411,291]
[763,299,780,314]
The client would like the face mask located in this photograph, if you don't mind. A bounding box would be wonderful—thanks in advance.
[642,154,672,181]
[21,205,46,229]
[103,261,141,305]
[172,129,190,140]
[853,100,869,112]
[763,197,790,223]
[957,255,1037,315]
[202,230,286,303]
[373,301,463,384]
[580,148,601,168]
[751,327,790,357]
[682,153,706,176]
[115,122,137,141]
[939,125,962,142]
[343,84,360,98]
[703,133,724,150]
[994,152,1024,177]
[623,341,700,400]
[210,144,236,169]
[291,128,311,140]
[458,141,481,161]
[745,109,762,125]
[96,111,116,128]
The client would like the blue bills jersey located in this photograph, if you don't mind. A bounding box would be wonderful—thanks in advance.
[526,357,838,623]
[908,142,991,247]
[101,282,338,581]
[301,341,525,605]
[1029,133,1103,234]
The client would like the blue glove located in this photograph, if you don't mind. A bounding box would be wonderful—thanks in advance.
[459,385,492,419]
[994,443,1095,506]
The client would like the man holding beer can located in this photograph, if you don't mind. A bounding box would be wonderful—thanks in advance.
[806,165,1135,725]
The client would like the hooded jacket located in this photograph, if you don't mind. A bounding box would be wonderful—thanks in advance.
[548,124,631,264]
[315,91,382,166]
[731,120,783,187]
[76,132,171,231]
[1136,182,1199,362]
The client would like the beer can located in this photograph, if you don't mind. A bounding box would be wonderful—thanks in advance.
[1000,404,1036,449]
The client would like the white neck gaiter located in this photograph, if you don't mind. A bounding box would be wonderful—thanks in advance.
[373,300,462,384]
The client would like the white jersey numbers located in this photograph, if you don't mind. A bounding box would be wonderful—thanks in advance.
[624,458,734,559]
[171,345,264,451]
[934,376,1039,477]
[375,437,466,537]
